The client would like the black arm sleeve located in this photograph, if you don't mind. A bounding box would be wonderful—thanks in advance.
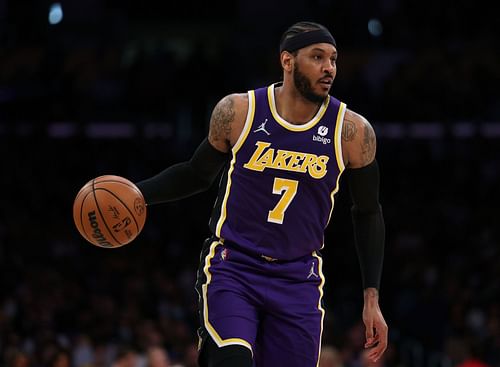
[135,138,230,205]
[347,159,385,290]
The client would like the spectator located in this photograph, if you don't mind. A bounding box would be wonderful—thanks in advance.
[320,345,344,367]
[146,346,171,367]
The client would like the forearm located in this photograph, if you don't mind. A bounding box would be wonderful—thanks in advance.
[136,138,229,205]
[348,159,385,290]
[352,205,385,289]
[136,162,212,205]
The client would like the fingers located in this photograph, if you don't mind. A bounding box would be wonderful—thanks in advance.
[364,317,374,347]
[365,321,388,363]
[364,315,376,348]
[364,332,376,348]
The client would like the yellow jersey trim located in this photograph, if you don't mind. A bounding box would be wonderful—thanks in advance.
[215,90,256,237]
[313,251,326,367]
[202,240,254,354]
[267,83,330,132]
[322,102,347,241]
[334,102,347,171]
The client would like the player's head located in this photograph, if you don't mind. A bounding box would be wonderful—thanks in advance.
[279,21,337,103]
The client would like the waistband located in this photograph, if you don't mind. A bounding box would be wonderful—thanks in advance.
[213,237,321,264]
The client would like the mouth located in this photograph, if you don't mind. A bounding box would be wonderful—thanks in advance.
[318,77,333,87]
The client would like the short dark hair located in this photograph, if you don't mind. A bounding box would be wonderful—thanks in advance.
[279,21,330,53]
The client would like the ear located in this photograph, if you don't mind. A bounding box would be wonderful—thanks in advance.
[280,51,294,72]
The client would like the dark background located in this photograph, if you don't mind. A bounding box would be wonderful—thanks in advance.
[1,0,499,366]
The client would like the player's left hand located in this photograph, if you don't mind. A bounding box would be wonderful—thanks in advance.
[362,288,388,363]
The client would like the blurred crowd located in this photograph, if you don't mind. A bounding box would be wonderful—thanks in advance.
[0,132,499,367]
[1,0,499,366]
[1,0,499,126]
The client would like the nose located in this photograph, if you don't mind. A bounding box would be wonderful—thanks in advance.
[323,60,335,74]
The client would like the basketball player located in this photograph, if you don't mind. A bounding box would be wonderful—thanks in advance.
[136,21,387,367]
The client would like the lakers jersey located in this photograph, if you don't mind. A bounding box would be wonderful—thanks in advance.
[209,83,346,260]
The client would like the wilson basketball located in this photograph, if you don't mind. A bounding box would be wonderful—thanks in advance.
[73,175,147,248]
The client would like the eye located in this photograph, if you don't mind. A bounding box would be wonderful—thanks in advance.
[313,55,322,61]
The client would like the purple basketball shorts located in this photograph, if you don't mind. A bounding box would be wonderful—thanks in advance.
[196,237,326,367]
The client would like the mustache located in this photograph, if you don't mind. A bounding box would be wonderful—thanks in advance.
[318,74,334,83]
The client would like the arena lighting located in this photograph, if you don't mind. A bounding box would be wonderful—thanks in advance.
[368,18,383,37]
[48,2,63,25]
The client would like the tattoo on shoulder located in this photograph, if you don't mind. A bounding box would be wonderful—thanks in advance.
[209,96,235,143]
[361,122,376,164]
[342,119,357,142]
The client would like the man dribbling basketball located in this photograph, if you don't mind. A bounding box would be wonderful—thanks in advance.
[135,21,387,367]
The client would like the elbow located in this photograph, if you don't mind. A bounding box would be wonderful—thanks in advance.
[192,170,217,192]
[352,203,382,215]
[199,176,214,191]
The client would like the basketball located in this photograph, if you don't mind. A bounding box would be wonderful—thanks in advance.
[73,175,147,248]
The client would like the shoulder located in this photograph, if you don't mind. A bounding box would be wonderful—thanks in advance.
[341,108,377,169]
[212,93,249,120]
[208,93,249,152]
[342,109,372,140]
[227,93,249,117]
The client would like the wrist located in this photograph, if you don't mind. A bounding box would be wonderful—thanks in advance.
[363,287,379,303]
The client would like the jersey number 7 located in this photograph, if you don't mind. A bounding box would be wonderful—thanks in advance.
[267,178,299,224]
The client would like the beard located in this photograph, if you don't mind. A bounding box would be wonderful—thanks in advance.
[293,63,327,104]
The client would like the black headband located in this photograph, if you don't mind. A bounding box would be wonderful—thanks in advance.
[280,29,337,53]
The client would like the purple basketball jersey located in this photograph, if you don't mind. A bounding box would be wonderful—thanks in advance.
[210,83,347,260]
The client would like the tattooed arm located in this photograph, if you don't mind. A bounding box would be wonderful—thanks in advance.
[342,109,388,363]
[341,109,376,168]
[208,93,249,153]
[135,93,247,205]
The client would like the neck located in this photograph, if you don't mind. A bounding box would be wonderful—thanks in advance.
[274,81,323,125]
